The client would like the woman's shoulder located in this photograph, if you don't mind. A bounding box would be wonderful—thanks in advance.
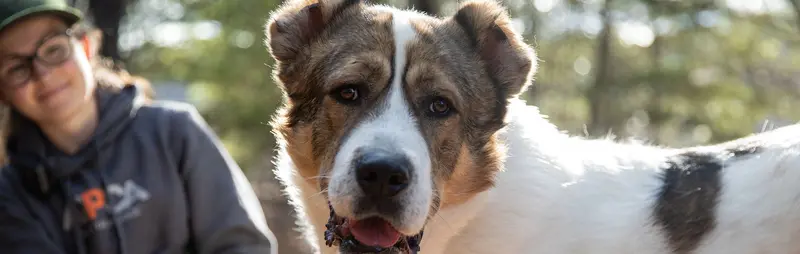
[132,100,216,146]
[140,99,200,116]
[136,100,205,127]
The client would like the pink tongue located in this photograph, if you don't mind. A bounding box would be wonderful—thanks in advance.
[349,217,402,248]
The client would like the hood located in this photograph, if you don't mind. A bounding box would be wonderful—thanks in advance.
[7,85,146,179]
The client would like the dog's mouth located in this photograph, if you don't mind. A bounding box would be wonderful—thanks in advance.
[325,204,423,254]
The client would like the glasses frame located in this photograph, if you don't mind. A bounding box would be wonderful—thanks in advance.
[0,30,76,90]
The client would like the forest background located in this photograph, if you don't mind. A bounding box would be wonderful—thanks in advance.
[70,0,800,252]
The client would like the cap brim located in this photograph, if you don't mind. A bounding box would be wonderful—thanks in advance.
[0,5,82,32]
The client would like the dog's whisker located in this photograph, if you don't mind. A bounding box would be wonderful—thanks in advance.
[304,175,332,180]
[436,213,454,231]
[306,188,329,200]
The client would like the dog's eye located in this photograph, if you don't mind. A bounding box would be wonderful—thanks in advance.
[331,85,362,104]
[339,88,358,100]
[427,97,452,117]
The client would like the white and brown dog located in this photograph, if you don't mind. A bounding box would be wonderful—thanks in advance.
[265,0,800,253]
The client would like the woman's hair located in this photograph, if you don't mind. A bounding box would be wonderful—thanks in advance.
[0,20,155,163]
[70,22,155,98]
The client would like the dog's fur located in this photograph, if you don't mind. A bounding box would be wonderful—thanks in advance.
[265,0,800,253]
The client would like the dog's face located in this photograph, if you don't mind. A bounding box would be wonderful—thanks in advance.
[267,0,536,250]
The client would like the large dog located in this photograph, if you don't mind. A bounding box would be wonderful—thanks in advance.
[265,0,800,253]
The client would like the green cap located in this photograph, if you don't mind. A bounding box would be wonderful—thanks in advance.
[1,0,83,32]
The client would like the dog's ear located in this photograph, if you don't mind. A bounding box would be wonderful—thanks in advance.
[452,0,537,99]
[266,0,362,62]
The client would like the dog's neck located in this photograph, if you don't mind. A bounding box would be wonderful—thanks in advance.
[416,99,568,252]
[422,99,677,253]
[425,100,679,253]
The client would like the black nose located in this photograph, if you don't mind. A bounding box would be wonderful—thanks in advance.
[355,150,412,198]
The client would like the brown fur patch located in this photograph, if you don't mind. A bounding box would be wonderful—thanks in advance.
[267,0,536,215]
[268,1,396,191]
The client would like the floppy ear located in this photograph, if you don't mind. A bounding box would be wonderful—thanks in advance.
[452,0,537,99]
[265,0,363,97]
[265,0,362,62]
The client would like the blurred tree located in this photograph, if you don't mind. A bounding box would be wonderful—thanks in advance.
[790,0,800,31]
[410,0,438,15]
[71,0,132,62]
[525,0,800,145]
[587,0,615,136]
[88,0,128,61]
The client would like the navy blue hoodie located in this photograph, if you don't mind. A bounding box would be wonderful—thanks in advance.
[0,85,276,254]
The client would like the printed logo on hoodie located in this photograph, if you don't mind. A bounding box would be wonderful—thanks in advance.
[78,179,151,230]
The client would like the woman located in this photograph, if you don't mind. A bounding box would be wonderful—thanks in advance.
[0,1,277,253]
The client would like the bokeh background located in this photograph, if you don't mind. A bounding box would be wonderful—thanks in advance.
[69,0,800,253]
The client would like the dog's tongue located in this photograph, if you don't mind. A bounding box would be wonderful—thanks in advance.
[349,217,402,248]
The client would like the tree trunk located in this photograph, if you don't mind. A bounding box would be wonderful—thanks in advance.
[789,0,800,32]
[410,0,438,16]
[587,0,615,137]
[87,0,127,62]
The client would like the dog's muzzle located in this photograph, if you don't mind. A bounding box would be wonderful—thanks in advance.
[324,150,425,253]
[325,202,424,254]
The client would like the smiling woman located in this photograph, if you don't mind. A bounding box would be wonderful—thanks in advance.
[0,1,277,254]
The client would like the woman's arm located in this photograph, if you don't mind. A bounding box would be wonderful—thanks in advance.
[0,169,66,254]
[170,105,277,254]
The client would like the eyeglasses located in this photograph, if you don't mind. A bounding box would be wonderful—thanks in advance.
[0,31,75,90]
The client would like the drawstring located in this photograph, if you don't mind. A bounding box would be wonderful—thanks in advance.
[62,182,88,254]
[61,141,129,254]
[100,173,129,254]
[92,144,129,254]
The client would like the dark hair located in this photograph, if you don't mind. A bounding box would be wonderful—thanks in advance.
[0,20,154,163]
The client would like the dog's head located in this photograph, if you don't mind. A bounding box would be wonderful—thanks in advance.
[267,0,536,251]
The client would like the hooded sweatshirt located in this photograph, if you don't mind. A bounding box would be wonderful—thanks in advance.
[0,85,276,254]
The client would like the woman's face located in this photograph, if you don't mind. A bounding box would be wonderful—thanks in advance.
[0,15,95,126]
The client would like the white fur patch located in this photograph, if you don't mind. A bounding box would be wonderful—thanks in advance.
[326,9,432,236]
[420,100,800,254]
